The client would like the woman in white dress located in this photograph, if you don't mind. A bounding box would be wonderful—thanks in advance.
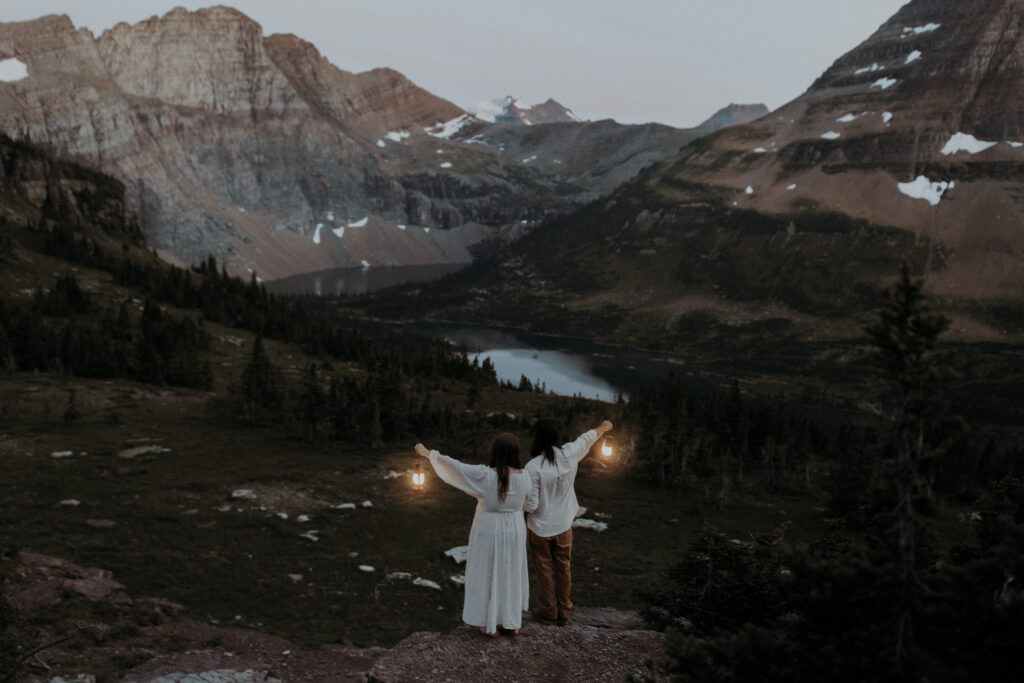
[414,433,537,637]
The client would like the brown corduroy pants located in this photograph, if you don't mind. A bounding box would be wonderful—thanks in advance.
[527,527,573,620]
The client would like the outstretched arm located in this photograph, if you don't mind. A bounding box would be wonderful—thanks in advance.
[563,420,614,464]
[412,443,490,497]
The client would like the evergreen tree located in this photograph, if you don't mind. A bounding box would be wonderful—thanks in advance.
[237,335,283,424]
[865,260,949,680]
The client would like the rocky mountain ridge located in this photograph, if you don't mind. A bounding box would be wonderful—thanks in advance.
[0,6,760,281]
[418,0,1024,348]
[662,0,1024,302]
[693,102,770,134]
[468,95,582,125]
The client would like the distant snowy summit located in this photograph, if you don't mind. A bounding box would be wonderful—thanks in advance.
[469,96,582,125]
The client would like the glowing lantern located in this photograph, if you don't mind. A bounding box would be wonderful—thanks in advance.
[412,463,426,490]
[600,436,614,458]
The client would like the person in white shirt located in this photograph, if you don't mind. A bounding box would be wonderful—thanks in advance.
[524,418,613,626]
[414,433,538,637]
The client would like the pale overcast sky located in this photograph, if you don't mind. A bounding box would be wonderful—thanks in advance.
[1,1,909,128]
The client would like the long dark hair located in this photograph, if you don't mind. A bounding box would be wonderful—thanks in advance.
[531,419,559,465]
[490,432,522,502]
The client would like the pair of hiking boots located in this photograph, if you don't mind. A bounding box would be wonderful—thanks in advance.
[531,611,569,627]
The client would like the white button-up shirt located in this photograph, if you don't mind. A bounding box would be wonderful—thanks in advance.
[524,429,598,537]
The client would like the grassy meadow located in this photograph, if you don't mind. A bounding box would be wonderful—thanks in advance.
[0,356,837,653]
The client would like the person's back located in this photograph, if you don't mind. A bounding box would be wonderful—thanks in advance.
[474,467,531,513]
[414,432,536,636]
[525,433,595,537]
[524,419,612,626]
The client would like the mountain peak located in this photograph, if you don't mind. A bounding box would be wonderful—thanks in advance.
[468,96,581,125]
[694,103,769,132]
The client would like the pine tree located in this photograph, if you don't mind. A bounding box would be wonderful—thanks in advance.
[238,335,283,424]
[865,260,950,681]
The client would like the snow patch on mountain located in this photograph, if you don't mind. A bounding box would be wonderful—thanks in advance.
[941,132,997,155]
[821,131,841,140]
[469,97,511,123]
[898,176,954,206]
[905,50,922,64]
[901,23,941,37]
[385,131,410,143]
[855,63,884,75]
[426,114,475,139]
[871,78,898,90]
[348,217,369,228]
[468,95,580,126]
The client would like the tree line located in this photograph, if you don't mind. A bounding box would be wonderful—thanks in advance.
[636,263,1024,682]
[38,223,498,387]
[0,282,212,389]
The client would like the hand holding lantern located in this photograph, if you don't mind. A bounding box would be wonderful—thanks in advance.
[596,419,614,458]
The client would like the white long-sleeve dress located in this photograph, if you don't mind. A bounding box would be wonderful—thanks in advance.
[429,451,538,632]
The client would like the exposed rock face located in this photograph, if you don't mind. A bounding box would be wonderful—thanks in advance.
[366,609,663,682]
[0,8,590,279]
[0,133,142,244]
[0,8,734,281]
[470,119,698,195]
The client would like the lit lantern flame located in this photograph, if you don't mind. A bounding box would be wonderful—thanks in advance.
[600,436,614,458]
[412,463,426,490]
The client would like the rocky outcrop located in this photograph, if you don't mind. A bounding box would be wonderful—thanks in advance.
[366,609,662,683]
[0,133,142,243]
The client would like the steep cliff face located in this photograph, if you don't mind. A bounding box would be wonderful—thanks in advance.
[0,133,142,244]
[0,6,769,281]
[0,7,596,279]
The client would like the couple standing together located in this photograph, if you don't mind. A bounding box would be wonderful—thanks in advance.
[414,418,614,637]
